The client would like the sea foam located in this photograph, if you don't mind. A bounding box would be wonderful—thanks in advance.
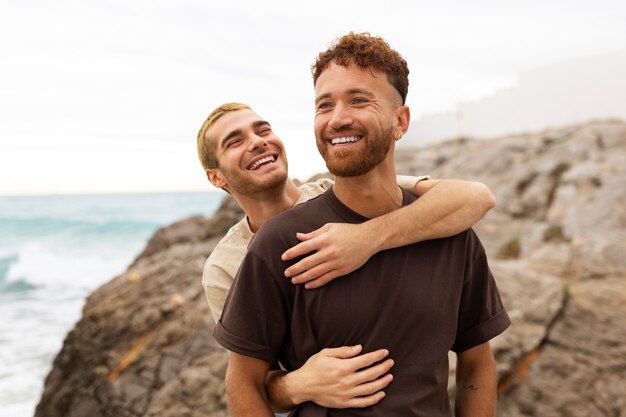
[0,191,223,417]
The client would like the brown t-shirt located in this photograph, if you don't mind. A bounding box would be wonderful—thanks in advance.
[214,188,510,417]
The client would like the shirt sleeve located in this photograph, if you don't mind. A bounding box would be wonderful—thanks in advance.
[202,261,231,323]
[212,250,290,365]
[451,230,510,353]
[316,177,335,190]
[396,175,430,191]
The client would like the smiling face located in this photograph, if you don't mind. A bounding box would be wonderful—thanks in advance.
[205,109,288,197]
[314,63,408,177]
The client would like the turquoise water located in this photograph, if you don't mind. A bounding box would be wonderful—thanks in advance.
[0,191,224,417]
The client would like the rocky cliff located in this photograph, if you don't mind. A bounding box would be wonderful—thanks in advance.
[35,120,626,417]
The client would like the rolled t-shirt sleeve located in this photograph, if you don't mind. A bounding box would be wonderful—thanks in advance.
[213,250,289,365]
[396,174,430,191]
[452,230,510,353]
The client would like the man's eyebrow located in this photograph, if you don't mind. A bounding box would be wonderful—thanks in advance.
[219,120,271,148]
[220,129,242,148]
[315,89,376,105]
[347,88,375,98]
[252,120,271,129]
[315,93,331,105]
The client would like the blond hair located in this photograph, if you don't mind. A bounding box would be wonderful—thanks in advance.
[197,102,251,170]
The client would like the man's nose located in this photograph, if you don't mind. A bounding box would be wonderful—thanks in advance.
[328,103,353,131]
[248,133,269,151]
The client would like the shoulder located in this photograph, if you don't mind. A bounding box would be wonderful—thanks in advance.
[412,227,484,266]
[203,217,251,284]
[458,228,485,252]
[252,204,308,245]
[208,217,251,257]
[297,178,334,201]
[445,228,485,255]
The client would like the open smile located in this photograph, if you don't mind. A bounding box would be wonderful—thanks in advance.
[247,154,277,170]
[330,136,362,146]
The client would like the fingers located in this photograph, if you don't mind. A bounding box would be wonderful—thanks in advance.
[298,224,329,242]
[345,348,390,370]
[341,390,386,409]
[337,359,394,408]
[281,224,330,261]
[322,344,363,359]
[282,239,318,263]
[303,270,340,289]
[284,251,328,279]
[296,231,314,241]
[291,263,336,286]
[350,358,394,387]
[350,372,393,398]
[311,346,394,409]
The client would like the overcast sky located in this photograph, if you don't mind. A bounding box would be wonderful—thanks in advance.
[1,0,625,195]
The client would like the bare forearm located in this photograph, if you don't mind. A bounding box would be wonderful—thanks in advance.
[266,370,302,413]
[227,381,274,417]
[368,180,495,252]
[455,346,497,417]
[226,353,274,417]
[264,346,392,410]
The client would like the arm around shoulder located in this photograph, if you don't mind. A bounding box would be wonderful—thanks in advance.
[363,178,496,252]
[281,177,497,288]
[413,178,496,213]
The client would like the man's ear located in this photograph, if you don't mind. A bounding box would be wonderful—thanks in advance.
[393,105,411,141]
[207,168,228,189]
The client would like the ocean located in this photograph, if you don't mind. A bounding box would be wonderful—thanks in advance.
[0,191,224,417]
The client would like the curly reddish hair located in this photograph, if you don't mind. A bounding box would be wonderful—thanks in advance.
[311,32,409,104]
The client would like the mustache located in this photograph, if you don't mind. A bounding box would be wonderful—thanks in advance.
[325,124,366,137]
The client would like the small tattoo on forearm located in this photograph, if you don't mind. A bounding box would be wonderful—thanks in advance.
[459,384,478,393]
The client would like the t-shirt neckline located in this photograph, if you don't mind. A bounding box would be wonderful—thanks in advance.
[325,186,413,223]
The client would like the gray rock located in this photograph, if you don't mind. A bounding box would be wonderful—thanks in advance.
[35,196,241,417]
[36,120,626,416]
[498,276,626,417]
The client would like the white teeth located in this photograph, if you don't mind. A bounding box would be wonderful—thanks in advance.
[331,136,361,145]
[249,155,276,170]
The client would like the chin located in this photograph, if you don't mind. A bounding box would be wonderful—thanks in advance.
[261,169,289,188]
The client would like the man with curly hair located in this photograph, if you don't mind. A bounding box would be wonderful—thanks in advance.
[198,102,496,413]
[213,33,510,416]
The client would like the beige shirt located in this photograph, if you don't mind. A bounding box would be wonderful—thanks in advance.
[202,176,428,322]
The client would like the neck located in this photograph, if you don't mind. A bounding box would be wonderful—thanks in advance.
[233,179,301,232]
[333,155,402,218]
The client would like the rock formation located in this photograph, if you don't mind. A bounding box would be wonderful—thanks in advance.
[34,198,244,417]
[36,120,626,417]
